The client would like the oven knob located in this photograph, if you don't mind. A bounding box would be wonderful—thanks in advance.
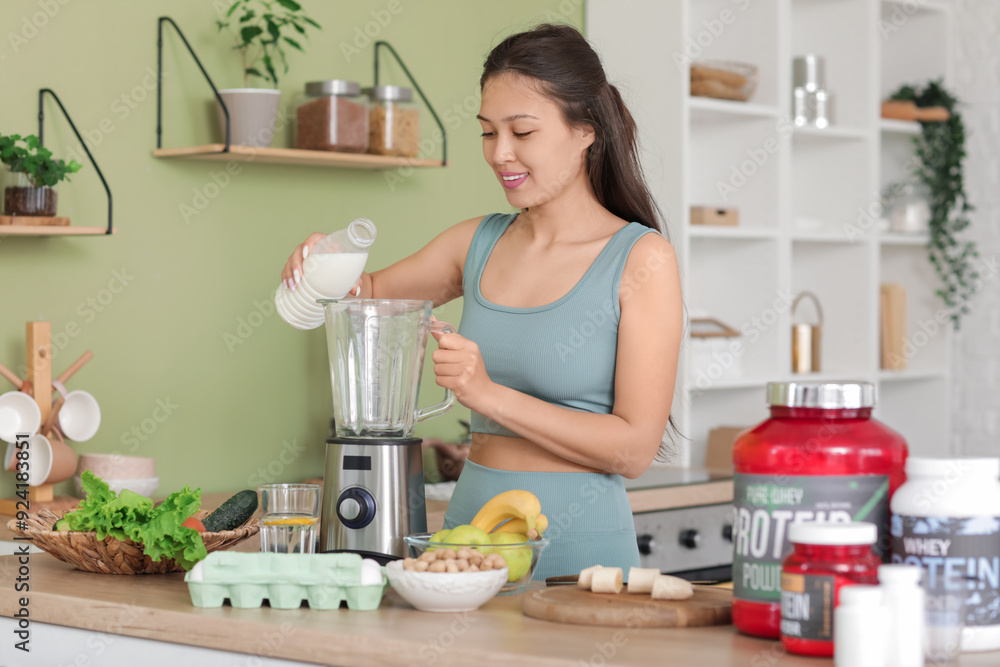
[722,524,734,542]
[336,487,376,529]
[636,534,654,556]
[679,529,701,550]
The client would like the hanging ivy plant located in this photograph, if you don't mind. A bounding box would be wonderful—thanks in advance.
[890,80,977,329]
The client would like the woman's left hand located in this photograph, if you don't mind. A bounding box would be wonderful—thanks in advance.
[431,329,494,409]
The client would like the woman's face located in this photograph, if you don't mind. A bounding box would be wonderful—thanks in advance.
[478,73,594,210]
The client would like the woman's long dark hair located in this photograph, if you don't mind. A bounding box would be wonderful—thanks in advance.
[481,23,665,237]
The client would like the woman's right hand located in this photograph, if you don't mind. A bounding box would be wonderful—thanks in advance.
[280,233,365,296]
[280,232,327,291]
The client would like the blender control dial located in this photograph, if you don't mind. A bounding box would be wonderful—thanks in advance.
[336,487,376,529]
[339,497,361,521]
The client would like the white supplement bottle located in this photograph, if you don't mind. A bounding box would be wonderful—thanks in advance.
[275,217,377,330]
[879,564,925,667]
[890,457,1000,652]
[834,585,887,667]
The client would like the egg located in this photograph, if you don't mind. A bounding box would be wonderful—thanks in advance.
[360,558,383,586]
[187,561,204,582]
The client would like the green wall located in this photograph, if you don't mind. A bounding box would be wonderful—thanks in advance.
[0,0,584,498]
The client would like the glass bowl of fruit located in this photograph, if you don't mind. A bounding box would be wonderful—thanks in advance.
[404,526,549,596]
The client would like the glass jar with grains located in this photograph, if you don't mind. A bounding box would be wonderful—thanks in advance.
[295,80,369,153]
[365,85,420,158]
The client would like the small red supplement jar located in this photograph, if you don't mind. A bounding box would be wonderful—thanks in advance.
[780,522,882,657]
[732,382,908,638]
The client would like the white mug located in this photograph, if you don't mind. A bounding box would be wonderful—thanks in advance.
[52,381,101,442]
[0,391,42,443]
[4,441,19,472]
[24,431,78,486]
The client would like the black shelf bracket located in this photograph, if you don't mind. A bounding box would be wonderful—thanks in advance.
[157,16,230,154]
[37,89,113,235]
[374,41,448,166]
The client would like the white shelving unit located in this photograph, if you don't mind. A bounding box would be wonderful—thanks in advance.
[587,0,952,465]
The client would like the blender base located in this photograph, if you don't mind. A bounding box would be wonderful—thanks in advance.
[320,436,427,560]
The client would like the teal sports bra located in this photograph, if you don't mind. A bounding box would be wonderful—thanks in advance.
[457,213,656,437]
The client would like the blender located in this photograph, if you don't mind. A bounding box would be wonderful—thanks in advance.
[318,299,455,563]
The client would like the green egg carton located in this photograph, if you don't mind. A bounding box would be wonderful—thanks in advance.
[184,551,387,610]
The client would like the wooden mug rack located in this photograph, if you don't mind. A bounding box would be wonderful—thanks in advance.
[0,322,92,516]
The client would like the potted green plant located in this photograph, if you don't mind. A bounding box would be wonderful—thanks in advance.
[0,133,82,218]
[215,0,321,147]
[887,80,976,328]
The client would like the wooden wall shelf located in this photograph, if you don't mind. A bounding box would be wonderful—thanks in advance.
[0,216,69,227]
[156,19,447,170]
[152,145,443,170]
[0,225,116,236]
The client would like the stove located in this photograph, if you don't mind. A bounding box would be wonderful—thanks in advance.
[624,468,734,582]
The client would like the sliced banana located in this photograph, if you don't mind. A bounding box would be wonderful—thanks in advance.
[591,567,623,594]
[651,574,694,600]
[625,567,660,594]
[577,565,604,589]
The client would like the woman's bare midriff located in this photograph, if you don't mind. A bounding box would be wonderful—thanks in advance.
[467,433,606,474]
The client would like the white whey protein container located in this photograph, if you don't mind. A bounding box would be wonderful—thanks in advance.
[890,457,1000,652]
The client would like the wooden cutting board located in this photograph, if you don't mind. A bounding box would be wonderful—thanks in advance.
[522,584,732,628]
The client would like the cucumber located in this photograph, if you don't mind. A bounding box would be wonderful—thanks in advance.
[203,490,258,532]
[54,518,70,531]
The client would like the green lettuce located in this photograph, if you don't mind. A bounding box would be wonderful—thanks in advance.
[59,471,207,570]
[129,485,207,571]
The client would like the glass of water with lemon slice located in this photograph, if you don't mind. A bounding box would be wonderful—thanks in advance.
[258,483,321,554]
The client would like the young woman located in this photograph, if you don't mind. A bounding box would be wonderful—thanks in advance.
[281,24,682,580]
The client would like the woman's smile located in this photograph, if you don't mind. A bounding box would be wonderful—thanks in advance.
[500,171,529,189]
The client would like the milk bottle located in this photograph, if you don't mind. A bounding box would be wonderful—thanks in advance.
[275,218,377,330]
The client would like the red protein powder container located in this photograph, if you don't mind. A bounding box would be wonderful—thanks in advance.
[731,382,907,638]
[780,521,882,656]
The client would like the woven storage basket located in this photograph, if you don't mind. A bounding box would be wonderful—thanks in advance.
[690,60,759,102]
[7,508,259,574]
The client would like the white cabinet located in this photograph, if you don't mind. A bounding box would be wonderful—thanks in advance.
[587,0,953,465]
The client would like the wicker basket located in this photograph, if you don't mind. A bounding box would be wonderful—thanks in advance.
[690,60,759,102]
[7,508,259,575]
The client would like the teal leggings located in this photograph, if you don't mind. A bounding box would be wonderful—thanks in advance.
[443,460,640,581]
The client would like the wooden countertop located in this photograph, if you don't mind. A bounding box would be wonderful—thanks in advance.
[2,554,996,666]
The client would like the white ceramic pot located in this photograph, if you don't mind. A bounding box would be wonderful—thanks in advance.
[216,88,282,148]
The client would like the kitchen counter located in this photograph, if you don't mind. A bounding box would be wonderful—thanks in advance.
[1,553,996,666]
[2,484,996,666]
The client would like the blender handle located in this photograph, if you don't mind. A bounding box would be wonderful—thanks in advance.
[415,321,457,424]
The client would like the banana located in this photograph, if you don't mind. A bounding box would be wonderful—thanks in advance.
[491,513,548,537]
[470,490,543,539]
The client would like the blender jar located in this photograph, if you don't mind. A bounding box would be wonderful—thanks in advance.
[322,299,455,438]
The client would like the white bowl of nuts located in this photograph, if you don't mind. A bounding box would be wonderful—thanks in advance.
[385,546,508,612]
